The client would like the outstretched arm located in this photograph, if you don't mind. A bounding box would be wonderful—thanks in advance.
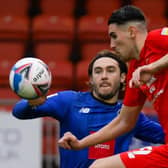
[129,53,168,88]
[12,96,47,119]
[58,105,143,150]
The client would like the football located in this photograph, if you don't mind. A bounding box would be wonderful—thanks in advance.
[9,57,52,99]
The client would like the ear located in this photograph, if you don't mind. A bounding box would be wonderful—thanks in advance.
[89,77,93,85]
[120,73,126,84]
[128,26,137,38]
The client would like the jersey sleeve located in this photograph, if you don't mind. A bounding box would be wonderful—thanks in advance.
[145,28,168,63]
[134,113,165,144]
[123,85,146,106]
[123,60,146,106]
[12,91,76,121]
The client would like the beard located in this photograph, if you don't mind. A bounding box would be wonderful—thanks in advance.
[93,84,120,100]
[97,92,116,100]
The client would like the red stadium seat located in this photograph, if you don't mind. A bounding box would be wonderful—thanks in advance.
[81,43,110,60]
[0,0,29,17]
[132,0,167,30]
[0,0,30,87]
[85,0,121,17]
[0,42,27,86]
[34,42,74,90]
[78,0,120,42]
[40,0,75,16]
[0,0,30,39]
[32,15,75,41]
[0,16,29,39]
[78,15,109,42]
[76,0,121,44]
[32,0,75,41]
[32,0,76,90]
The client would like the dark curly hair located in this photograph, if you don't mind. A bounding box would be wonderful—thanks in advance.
[88,50,127,77]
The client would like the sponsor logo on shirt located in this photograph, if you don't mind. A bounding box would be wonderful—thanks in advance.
[79,107,90,113]
[152,89,164,103]
[161,27,168,35]
[94,144,110,150]
[146,76,156,87]
[88,131,115,159]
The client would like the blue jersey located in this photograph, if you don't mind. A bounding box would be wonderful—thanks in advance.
[12,91,165,168]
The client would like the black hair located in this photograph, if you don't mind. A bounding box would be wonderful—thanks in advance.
[88,50,127,76]
[108,5,146,25]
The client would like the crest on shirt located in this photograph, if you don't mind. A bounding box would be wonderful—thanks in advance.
[161,27,168,35]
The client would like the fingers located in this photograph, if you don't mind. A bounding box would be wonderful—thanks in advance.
[58,139,72,150]
[58,132,77,150]
[129,68,141,88]
[129,78,134,88]
[129,66,151,88]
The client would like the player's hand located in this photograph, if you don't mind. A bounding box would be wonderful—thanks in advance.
[129,65,153,88]
[28,95,46,106]
[58,132,82,150]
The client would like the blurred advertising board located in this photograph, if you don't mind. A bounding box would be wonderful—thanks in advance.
[0,111,42,168]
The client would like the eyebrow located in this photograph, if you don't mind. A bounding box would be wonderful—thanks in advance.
[94,65,117,70]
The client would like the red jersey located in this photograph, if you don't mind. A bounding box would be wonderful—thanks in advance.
[124,27,168,143]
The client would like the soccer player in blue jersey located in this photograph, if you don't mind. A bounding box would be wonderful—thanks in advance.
[12,50,164,168]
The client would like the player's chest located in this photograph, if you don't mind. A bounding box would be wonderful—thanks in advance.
[69,106,118,130]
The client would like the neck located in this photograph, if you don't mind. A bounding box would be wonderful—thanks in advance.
[135,31,148,60]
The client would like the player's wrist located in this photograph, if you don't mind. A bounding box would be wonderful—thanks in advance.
[28,95,46,106]
[77,140,86,150]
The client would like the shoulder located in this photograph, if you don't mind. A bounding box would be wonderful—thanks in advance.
[48,90,77,97]
[146,27,168,47]
[147,28,162,38]
[47,90,91,102]
[47,90,79,103]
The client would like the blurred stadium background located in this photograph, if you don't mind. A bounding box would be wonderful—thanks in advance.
[0,0,167,167]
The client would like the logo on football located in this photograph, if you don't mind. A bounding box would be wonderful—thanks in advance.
[9,57,52,99]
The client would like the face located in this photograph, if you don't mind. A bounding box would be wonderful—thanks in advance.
[90,57,125,102]
[108,23,136,62]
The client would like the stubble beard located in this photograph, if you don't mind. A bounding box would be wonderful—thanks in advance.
[93,85,120,100]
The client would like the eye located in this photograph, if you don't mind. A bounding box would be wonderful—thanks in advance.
[94,67,103,74]
[110,32,117,39]
[94,69,102,74]
[108,68,115,73]
[107,66,116,73]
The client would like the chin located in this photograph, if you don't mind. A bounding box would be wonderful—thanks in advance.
[99,90,113,97]
[99,93,114,100]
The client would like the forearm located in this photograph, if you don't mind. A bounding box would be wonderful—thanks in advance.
[13,99,33,119]
[63,105,142,150]
[150,53,168,73]
[13,96,47,119]
[78,114,134,149]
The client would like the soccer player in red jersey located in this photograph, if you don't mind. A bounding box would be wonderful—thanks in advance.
[58,5,168,168]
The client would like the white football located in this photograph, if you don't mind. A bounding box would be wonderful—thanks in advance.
[9,57,52,99]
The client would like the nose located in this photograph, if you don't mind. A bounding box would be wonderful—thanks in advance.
[110,39,116,51]
[101,71,108,79]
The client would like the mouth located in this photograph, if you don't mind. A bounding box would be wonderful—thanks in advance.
[100,83,111,88]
